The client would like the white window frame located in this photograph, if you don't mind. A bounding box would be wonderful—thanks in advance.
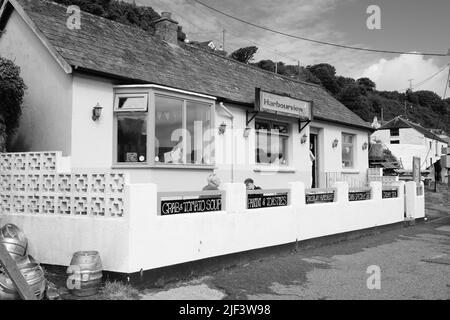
[255,119,290,166]
[113,87,216,168]
[342,132,356,169]
[114,93,148,112]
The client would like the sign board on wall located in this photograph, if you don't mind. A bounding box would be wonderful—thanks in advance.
[412,157,421,185]
[255,88,313,120]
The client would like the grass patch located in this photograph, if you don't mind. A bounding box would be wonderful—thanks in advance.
[96,281,141,300]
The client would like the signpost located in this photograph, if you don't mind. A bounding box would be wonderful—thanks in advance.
[412,157,421,185]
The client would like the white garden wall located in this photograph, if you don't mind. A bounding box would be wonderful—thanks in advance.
[0,152,422,274]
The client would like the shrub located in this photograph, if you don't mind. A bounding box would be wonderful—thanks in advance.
[0,56,26,135]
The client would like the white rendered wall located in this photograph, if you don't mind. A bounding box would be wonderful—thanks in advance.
[0,10,73,154]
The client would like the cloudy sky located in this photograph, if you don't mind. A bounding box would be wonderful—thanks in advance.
[137,0,450,97]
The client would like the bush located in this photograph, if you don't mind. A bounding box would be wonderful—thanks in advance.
[0,57,26,135]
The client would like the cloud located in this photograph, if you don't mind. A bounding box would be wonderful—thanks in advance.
[360,54,448,96]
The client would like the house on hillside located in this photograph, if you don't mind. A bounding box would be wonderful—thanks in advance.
[371,116,448,179]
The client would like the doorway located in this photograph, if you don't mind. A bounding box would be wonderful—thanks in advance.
[310,133,318,188]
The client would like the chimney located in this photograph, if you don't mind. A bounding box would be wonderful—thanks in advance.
[154,12,179,45]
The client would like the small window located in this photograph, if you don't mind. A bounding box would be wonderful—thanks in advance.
[390,128,399,137]
[114,93,148,111]
[391,140,400,144]
[117,114,147,163]
[255,120,289,165]
[342,133,355,168]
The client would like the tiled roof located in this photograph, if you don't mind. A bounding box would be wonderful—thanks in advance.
[8,0,372,130]
[379,116,448,144]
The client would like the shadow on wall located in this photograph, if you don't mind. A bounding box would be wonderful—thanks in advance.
[6,131,31,153]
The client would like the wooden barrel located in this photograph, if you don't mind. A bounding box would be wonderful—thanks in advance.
[0,257,46,300]
[66,251,103,297]
[0,224,28,260]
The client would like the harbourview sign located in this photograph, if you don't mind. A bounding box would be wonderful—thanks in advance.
[255,88,312,120]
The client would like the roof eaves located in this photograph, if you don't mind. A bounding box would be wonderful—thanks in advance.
[4,0,72,74]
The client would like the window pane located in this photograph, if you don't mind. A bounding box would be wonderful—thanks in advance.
[255,122,270,131]
[155,96,183,164]
[186,101,213,165]
[117,95,147,111]
[117,114,147,163]
[342,133,354,168]
[272,123,288,134]
[256,132,288,165]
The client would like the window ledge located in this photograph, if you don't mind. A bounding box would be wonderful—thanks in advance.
[341,169,360,174]
[254,166,296,173]
[112,164,216,170]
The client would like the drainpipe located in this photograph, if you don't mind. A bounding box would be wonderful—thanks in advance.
[218,102,235,183]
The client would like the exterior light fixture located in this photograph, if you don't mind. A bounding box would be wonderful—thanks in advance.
[243,127,251,138]
[332,138,339,148]
[301,134,308,144]
[218,122,227,135]
[92,103,103,121]
[362,142,369,150]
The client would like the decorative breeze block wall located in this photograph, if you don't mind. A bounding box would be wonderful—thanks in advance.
[0,152,127,218]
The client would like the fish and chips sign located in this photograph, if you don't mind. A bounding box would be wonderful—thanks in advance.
[255,88,313,120]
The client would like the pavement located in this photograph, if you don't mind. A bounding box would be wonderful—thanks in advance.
[139,184,450,300]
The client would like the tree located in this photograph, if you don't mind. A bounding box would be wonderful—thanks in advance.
[306,63,340,95]
[0,57,26,151]
[229,46,258,64]
[356,77,376,94]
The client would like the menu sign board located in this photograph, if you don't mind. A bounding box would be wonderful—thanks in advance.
[348,191,371,202]
[382,189,398,199]
[247,193,289,209]
[160,197,222,215]
[255,88,312,120]
[305,192,335,204]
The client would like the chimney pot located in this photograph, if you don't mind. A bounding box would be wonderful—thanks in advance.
[161,12,172,19]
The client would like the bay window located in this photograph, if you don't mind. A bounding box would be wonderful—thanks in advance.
[114,88,215,166]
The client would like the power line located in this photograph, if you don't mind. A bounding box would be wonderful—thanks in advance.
[410,64,450,91]
[191,0,450,57]
[184,0,300,63]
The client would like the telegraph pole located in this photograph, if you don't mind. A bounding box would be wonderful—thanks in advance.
[222,29,226,52]
[408,79,414,91]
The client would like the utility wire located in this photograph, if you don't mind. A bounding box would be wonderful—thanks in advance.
[409,64,450,91]
[191,0,450,57]
[184,0,300,63]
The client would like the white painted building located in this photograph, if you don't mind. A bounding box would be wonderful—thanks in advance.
[371,116,448,171]
[0,0,425,274]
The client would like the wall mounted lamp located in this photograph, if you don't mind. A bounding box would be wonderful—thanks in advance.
[301,134,308,144]
[362,142,369,150]
[92,103,103,121]
[218,122,227,135]
[332,138,339,148]
[243,127,251,138]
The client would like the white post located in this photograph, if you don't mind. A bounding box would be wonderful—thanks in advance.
[289,181,306,209]
[224,183,246,214]
[405,181,416,219]
[333,182,349,204]
[369,181,382,200]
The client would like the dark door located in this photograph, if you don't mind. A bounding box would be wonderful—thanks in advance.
[310,134,318,188]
